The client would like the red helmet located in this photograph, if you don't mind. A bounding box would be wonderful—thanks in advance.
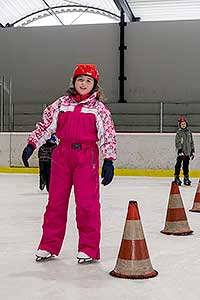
[178,117,188,126]
[73,64,99,82]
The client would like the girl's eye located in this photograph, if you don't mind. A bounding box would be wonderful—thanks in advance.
[87,79,93,83]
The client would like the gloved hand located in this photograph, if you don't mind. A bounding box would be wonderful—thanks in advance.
[178,149,185,157]
[22,144,35,167]
[190,150,195,160]
[101,159,114,186]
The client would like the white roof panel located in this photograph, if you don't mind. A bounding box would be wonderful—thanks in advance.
[0,0,120,26]
[127,0,200,21]
[1,0,200,26]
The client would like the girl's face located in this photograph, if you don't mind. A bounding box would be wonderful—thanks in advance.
[180,121,187,129]
[74,75,95,95]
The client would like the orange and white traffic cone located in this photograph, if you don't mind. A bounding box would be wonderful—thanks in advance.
[161,182,193,235]
[189,179,200,213]
[110,201,158,279]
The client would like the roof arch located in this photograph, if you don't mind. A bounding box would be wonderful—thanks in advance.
[0,0,121,27]
[1,0,200,27]
[14,5,120,27]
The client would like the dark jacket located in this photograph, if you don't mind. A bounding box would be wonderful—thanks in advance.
[175,128,195,156]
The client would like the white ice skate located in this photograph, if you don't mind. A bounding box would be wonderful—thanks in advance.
[35,249,54,262]
[77,252,93,264]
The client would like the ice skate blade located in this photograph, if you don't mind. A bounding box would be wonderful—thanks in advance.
[35,254,54,262]
[77,258,95,264]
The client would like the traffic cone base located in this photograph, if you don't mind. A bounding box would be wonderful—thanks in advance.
[161,183,193,235]
[110,201,158,279]
[190,179,200,212]
[110,259,158,279]
[161,220,193,235]
[110,258,158,279]
[161,231,193,236]
[189,207,200,212]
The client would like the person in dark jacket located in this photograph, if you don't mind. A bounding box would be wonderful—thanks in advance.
[173,117,195,186]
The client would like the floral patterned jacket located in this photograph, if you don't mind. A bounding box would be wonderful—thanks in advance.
[27,92,116,160]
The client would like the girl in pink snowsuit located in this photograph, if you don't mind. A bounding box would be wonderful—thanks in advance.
[22,64,116,263]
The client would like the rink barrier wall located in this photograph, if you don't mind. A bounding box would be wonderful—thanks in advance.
[1,132,200,176]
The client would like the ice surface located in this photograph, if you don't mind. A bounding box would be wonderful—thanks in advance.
[0,174,200,300]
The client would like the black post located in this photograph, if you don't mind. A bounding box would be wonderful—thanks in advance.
[118,9,127,103]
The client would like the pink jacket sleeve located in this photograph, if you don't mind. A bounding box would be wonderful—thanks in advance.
[96,103,117,160]
[27,98,61,148]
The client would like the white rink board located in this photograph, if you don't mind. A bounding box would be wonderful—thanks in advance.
[1,132,200,170]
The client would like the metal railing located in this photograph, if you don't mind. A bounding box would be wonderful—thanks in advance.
[1,76,200,132]
[107,101,200,133]
[0,75,12,132]
[3,101,199,133]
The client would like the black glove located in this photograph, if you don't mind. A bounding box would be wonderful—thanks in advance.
[22,144,35,167]
[190,149,195,160]
[178,149,184,157]
[101,159,114,186]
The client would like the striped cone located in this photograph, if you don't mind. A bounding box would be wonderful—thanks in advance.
[161,182,193,235]
[110,201,158,279]
[189,179,200,212]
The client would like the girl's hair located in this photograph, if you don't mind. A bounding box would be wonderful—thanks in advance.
[92,83,106,102]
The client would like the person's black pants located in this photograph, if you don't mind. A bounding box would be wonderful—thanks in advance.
[39,160,51,191]
[174,155,190,177]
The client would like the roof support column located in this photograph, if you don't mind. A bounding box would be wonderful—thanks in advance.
[118,9,127,103]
